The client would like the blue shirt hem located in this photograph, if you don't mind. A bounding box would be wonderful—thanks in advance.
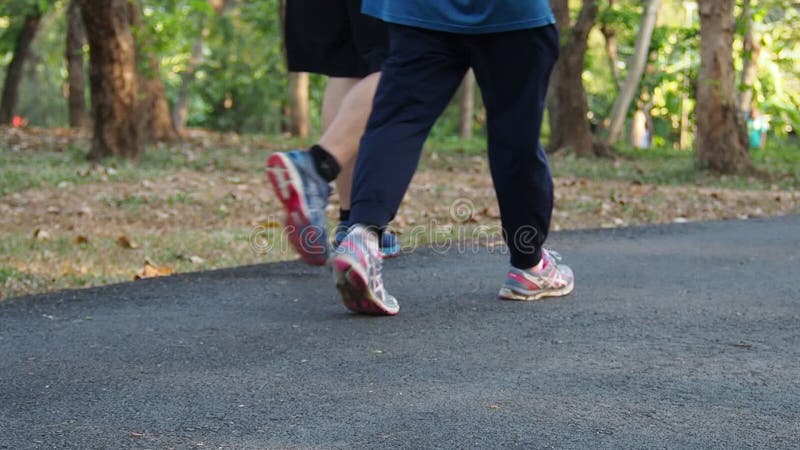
[365,12,556,34]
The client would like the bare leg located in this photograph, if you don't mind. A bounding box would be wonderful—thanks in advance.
[319,72,381,211]
[321,78,360,132]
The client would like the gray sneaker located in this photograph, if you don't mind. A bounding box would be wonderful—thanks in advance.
[498,249,574,301]
[266,150,331,266]
[330,225,399,316]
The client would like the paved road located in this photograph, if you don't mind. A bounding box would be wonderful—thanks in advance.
[2,216,799,449]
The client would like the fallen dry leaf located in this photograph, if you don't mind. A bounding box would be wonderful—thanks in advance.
[481,207,501,219]
[74,205,93,217]
[259,220,282,228]
[117,235,138,249]
[134,261,173,280]
[33,228,51,241]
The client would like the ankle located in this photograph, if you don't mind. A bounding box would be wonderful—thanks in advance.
[309,144,341,182]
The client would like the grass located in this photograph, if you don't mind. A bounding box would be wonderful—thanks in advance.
[0,227,295,300]
[2,134,797,196]
[424,136,800,190]
[1,132,799,300]
[0,139,281,196]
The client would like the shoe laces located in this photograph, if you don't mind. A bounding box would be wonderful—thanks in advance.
[364,234,386,299]
[543,248,562,263]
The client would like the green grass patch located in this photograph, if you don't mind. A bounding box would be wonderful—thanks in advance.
[424,135,800,190]
[0,227,296,300]
[0,141,281,196]
[5,134,795,198]
[424,135,487,156]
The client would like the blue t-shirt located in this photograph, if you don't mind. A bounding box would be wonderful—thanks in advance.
[362,0,556,34]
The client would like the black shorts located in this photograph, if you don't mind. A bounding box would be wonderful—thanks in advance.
[284,0,388,77]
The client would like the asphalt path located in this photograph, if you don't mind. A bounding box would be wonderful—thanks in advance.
[2,216,799,448]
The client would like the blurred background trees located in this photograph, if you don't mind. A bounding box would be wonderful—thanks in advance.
[0,0,798,172]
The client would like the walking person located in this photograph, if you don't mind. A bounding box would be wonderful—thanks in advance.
[331,0,575,315]
[266,0,399,266]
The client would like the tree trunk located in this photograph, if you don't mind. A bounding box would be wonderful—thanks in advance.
[287,72,310,138]
[66,0,90,128]
[738,0,760,115]
[547,0,604,157]
[459,69,475,139]
[128,1,178,143]
[696,0,751,173]
[138,61,178,142]
[173,32,206,132]
[80,0,141,160]
[630,109,647,148]
[0,11,42,124]
[679,91,691,150]
[606,0,661,144]
[600,0,621,89]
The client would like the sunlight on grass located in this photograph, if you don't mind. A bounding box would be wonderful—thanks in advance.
[0,227,296,300]
[2,133,798,300]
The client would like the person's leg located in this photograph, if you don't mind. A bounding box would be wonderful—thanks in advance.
[319,72,381,211]
[468,25,573,300]
[267,0,388,265]
[348,27,468,229]
[326,0,388,212]
[468,26,559,269]
[321,78,360,132]
[320,76,358,216]
[333,25,468,315]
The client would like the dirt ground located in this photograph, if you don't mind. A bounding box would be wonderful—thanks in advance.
[1,128,799,299]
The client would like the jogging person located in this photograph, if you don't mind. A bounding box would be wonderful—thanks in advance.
[266,0,399,266]
[330,0,575,315]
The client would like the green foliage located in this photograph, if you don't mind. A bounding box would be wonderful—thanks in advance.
[0,0,798,148]
[744,0,800,136]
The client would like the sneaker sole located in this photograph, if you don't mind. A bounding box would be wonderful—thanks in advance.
[498,279,574,301]
[265,153,327,266]
[331,255,399,316]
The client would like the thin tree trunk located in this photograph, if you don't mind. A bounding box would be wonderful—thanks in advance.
[66,0,90,128]
[601,28,621,90]
[630,109,647,148]
[0,11,42,124]
[459,69,475,139]
[738,0,760,115]
[80,0,141,160]
[600,0,621,89]
[606,0,661,144]
[547,0,605,157]
[679,91,691,149]
[696,0,751,173]
[287,72,310,138]
[173,32,205,132]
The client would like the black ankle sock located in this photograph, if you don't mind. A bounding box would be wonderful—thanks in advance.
[339,209,350,223]
[309,145,340,182]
